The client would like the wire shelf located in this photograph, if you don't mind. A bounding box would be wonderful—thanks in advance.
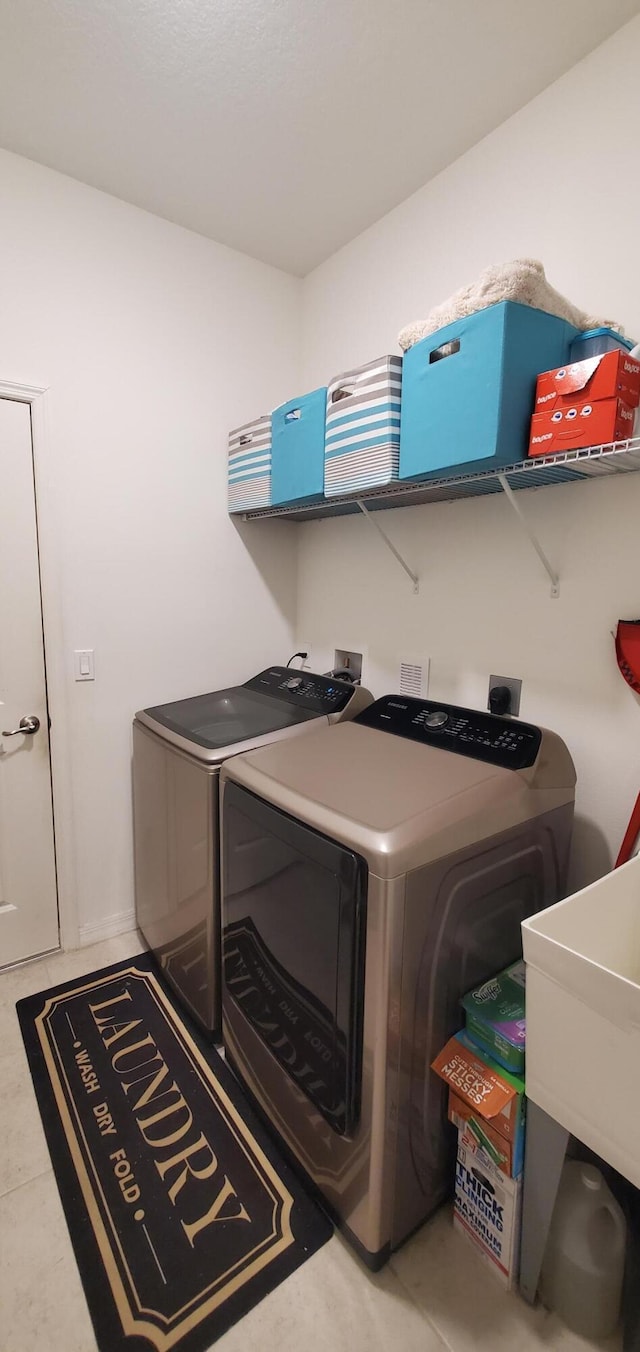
[240,437,640,522]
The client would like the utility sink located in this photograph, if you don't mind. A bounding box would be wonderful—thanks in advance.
[522,855,640,1189]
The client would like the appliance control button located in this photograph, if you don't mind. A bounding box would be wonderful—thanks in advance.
[424,710,448,729]
[284,676,304,690]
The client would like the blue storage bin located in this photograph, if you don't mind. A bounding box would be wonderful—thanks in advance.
[399,301,580,481]
[271,388,327,506]
[570,327,635,361]
[325,355,402,497]
[227,415,271,513]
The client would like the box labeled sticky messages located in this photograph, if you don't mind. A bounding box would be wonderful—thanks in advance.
[535,349,640,412]
[325,355,402,497]
[227,416,271,513]
[454,1125,522,1289]
[462,959,526,1074]
[529,396,635,457]
[431,1031,526,1177]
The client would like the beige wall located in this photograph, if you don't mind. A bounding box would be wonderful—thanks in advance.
[297,16,640,892]
[0,148,301,941]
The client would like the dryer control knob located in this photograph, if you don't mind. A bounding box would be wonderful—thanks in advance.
[284,676,304,690]
[424,710,448,729]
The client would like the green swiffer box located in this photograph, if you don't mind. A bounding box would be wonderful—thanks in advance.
[462,960,526,1075]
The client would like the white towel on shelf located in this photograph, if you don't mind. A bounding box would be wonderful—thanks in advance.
[398,258,623,352]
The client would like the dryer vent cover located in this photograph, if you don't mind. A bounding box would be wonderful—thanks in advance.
[615,620,640,694]
[399,657,429,698]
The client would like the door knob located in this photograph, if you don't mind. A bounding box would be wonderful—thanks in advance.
[2,715,40,737]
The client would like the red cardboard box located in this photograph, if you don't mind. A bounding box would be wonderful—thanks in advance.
[529,397,635,457]
[431,1033,525,1177]
[535,349,640,411]
[449,1091,517,1176]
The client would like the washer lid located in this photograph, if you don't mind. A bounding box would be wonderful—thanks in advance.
[138,685,319,749]
[134,666,360,764]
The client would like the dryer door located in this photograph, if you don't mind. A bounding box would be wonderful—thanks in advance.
[222,782,367,1136]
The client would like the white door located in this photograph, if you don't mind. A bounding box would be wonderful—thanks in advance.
[0,397,59,966]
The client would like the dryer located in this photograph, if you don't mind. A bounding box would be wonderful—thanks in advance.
[133,666,371,1035]
[220,694,576,1268]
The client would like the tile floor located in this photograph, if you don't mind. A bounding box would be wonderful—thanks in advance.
[0,932,623,1352]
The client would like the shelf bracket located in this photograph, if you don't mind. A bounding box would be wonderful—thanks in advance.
[356,499,419,593]
[497,474,559,598]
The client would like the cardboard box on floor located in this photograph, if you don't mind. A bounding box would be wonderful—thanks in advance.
[454,1125,522,1290]
[431,1030,525,1177]
[461,959,526,1074]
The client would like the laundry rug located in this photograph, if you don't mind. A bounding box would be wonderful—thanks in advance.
[17,953,333,1352]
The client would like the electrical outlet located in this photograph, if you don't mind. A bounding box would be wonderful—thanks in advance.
[488,674,522,717]
[334,649,363,683]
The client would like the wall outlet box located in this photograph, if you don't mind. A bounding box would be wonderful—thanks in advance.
[294,644,312,670]
[488,675,521,717]
[334,649,363,683]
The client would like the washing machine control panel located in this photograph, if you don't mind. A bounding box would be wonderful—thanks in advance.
[355,696,542,769]
[244,666,355,714]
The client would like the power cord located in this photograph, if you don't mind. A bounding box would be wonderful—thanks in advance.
[286,651,308,668]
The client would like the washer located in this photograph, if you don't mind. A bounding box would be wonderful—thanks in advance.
[133,666,372,1034]
[220,693,576,1268]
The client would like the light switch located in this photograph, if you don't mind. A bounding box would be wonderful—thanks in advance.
[74,649,95,681]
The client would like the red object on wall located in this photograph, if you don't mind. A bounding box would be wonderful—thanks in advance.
[615,619,640,695]
[614,620,640,867]
[616,792,640,867]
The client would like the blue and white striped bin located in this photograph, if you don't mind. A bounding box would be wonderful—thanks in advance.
[324,355,402,498]
[227,416,271,513]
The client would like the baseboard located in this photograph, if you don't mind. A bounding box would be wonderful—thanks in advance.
[78,908,137,947]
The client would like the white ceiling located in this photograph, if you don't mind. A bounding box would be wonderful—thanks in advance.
[1,0,638,275]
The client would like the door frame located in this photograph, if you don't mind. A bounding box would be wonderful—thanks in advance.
[1,377,78,950]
